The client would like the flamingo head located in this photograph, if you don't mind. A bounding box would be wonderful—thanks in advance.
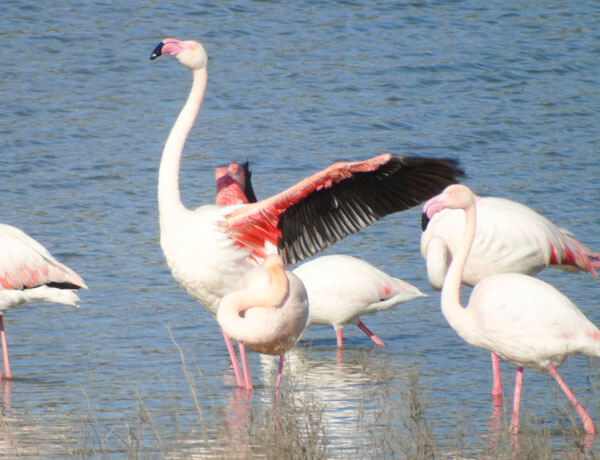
[150,38,207,70]
[215,161,258,205]
[215,162,245,189]
[216,162,247,205]
[423,184,475,219]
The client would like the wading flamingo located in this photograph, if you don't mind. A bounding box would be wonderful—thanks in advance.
[424,184,600,435]
[0,223,87,379]
[216,161,427,348]
[217,254,308,387]
[421,193,600,399]
[294,254,426,347]
[150,38,463,388]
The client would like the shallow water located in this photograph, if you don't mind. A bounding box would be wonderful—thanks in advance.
[1,0,599,457]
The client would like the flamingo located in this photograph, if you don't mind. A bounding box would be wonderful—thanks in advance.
[421,193,600,398]
[216,161,427,348]
[150,38,463,388]
[215,161,257,206]
[217,254,308,387]
[0,223,87,379]
[294,254,426,347]
[424,184,600,434]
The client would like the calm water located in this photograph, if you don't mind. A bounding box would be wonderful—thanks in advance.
[1,0,599,457]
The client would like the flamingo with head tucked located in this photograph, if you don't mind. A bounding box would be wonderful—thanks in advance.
[217,254,308,387]
[150,38,463,388]
[421,192,600,398]
[217,161,427,348]
[294,254,426,347]
[0,223,87,379]
[424,184,600,435]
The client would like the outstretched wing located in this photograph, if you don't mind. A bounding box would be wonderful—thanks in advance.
[224,154,464,265]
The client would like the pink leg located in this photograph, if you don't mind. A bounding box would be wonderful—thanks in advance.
[222,330,243,387]
[275,354,284,388]
[510,367,524,434]
[356,321,385,346]
[491,352,502,398]
[2,380,10,408]
[336,329,344,348]
[239,343,252,390]
[0,317,10,379]
[336,347,344,363]
[547,364,595,434]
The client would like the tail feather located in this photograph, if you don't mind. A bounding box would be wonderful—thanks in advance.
[26,286,81,307]
[0,285,81,311]
[551,230,599,279]
[377,277,427,307]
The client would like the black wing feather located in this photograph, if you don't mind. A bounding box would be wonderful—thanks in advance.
[278,156,464,265]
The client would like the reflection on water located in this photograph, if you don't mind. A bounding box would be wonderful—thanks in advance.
[0,340,596,458]
[262,347,386,452]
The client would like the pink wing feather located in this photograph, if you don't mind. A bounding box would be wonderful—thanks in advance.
[0,224,86,290]
[223,154,463,265]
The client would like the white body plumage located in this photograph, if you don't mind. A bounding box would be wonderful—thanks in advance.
[294,254,426,331]
[421,196,598,290]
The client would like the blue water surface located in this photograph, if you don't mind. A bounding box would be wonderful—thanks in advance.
[1,1,599,457]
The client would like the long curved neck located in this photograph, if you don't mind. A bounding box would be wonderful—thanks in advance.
[440,201,476,334]
[219,264,290,339]
[158,67,208,226]
[426,235,449,291]
[238,263,289,315]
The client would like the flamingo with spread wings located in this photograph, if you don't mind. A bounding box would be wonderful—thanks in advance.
[151,37,463,388]
[215,161,427,386]
[217,161,427,347]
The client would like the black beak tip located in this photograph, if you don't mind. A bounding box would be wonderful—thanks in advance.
[421,213,430,231]
[150,42,164,61]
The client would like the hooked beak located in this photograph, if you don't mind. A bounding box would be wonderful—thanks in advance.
[421,213,430,231]
[150,41,164,60]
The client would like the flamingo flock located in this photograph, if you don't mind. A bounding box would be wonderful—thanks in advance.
[421,192,600,399]
[2,35,597,441]
[146,36,599,437]
[150,37,463,388]
[424,185,599,434]
[215,161,427,348]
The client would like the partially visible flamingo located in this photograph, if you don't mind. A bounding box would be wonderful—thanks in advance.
[294,254,426,347]
[215,161,257,206]
[421,193,600,398]
[0,223,87,379]
[424,184,600,435]
[151,38,463,388]
[216,161,427,348]
[217,254,308,387]
[421,195,600,288]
